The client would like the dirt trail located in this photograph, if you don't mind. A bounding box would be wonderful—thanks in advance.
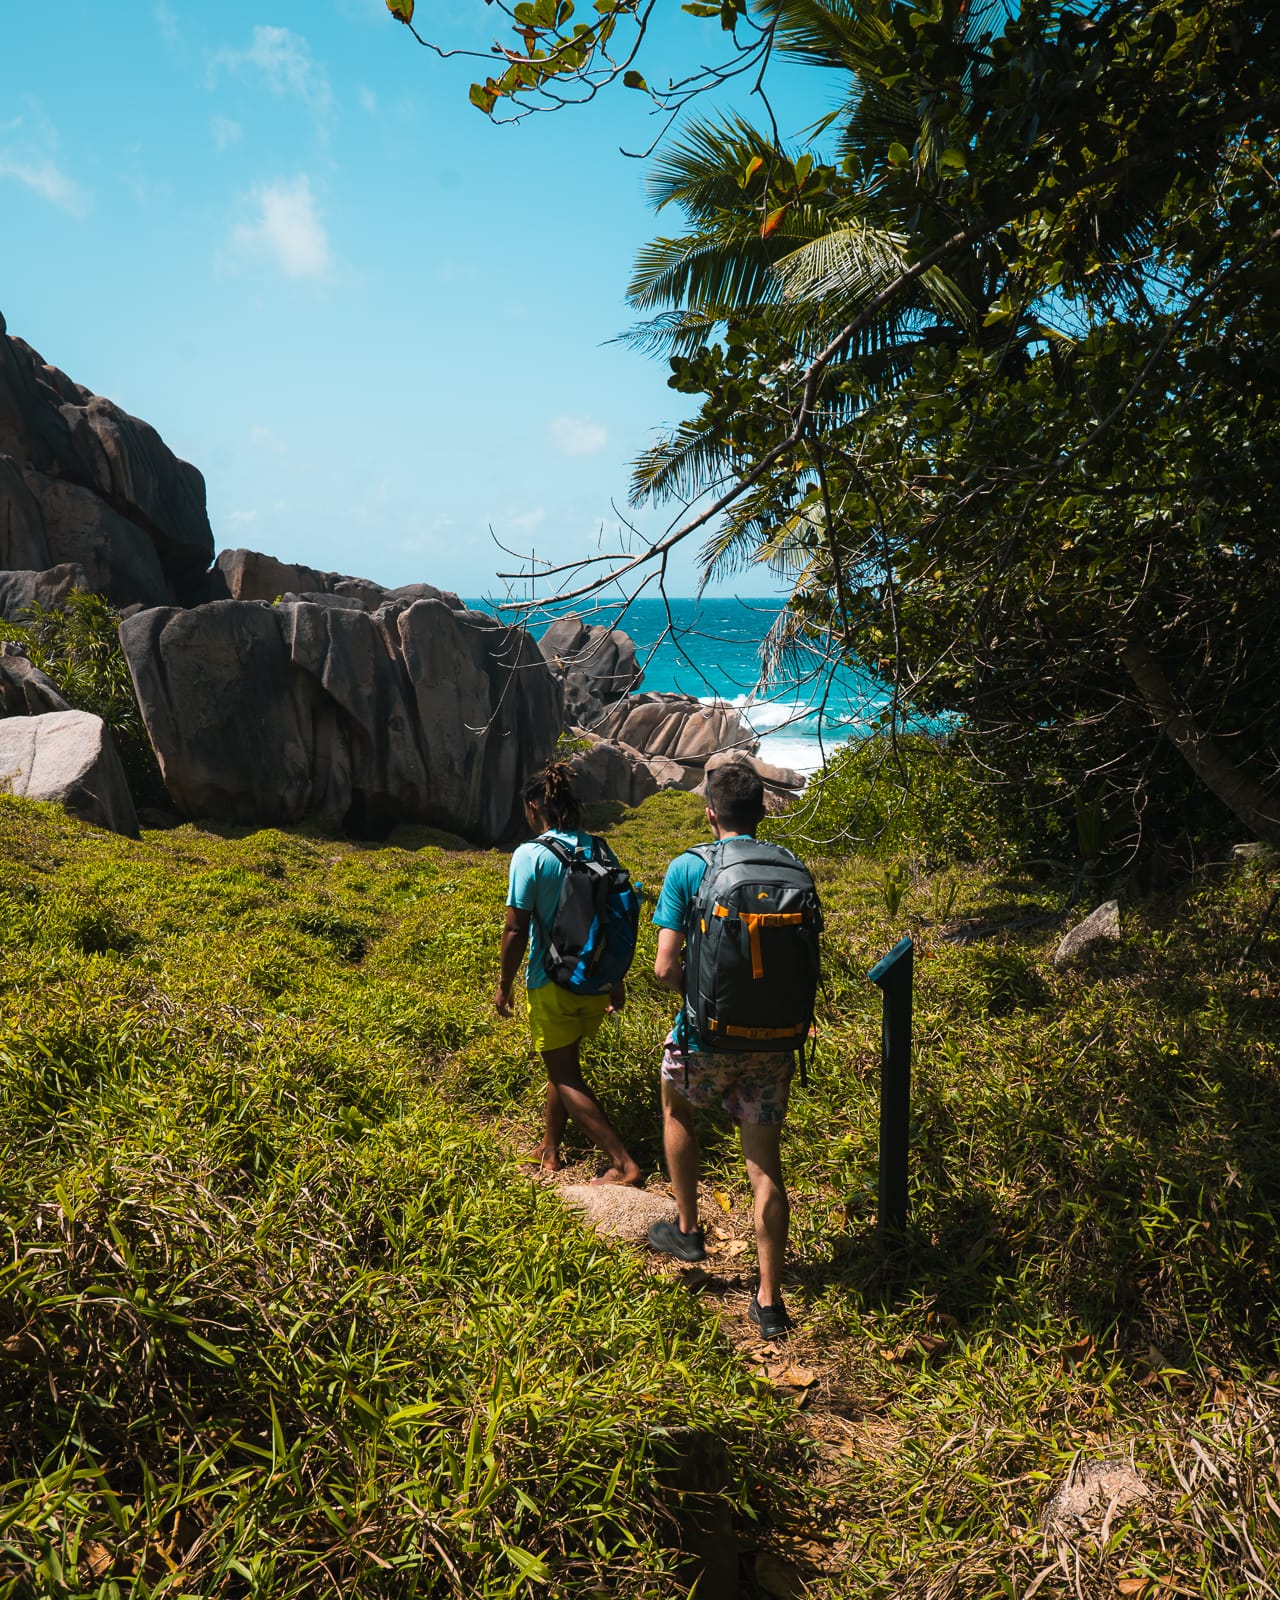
[530,1155,871,1598]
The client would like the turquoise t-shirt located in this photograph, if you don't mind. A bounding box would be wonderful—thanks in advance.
[652,836,753,1051]
[506,828,596,990]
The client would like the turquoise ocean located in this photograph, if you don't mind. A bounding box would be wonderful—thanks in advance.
[476,597,888,776]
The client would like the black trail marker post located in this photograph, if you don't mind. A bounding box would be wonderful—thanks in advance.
[868,935,914,1236]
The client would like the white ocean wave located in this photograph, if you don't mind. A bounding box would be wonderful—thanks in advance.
[756,733,828,776]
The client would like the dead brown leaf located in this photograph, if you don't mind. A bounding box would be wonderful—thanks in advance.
[81,1543,113,1580]
[1061,1335,1095,1370]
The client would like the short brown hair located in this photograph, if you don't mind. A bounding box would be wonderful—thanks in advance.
[706,760,764,833]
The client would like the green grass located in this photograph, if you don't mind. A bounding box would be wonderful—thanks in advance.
[2,787,1278,1598]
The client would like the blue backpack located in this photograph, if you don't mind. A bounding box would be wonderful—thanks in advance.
[537,835,640,995]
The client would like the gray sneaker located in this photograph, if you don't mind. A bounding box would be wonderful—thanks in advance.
[647,1218,707,1262]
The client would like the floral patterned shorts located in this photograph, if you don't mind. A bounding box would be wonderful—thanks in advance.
[660,1035,795,1126]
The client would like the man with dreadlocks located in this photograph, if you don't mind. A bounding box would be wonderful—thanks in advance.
[494,761,643,1187]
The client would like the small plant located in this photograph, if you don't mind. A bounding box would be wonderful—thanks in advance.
[881,859,910,916]
[931,872,958,922]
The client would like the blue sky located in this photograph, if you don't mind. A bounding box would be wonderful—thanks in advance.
[2,2,825,601]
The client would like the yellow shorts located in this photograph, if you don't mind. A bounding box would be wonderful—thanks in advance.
[527,983,610,1053]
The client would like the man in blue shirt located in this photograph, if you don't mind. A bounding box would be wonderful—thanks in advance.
[647,761,796,1339]
[495,761,641,1187]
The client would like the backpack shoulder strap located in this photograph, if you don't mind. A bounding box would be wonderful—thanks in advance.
[590,835,622,869]
[537,835,575,868]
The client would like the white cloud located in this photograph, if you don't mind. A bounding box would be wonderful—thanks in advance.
[549,415,608,457]
[506,508,547,535]
[359,86,378,115]
[214,26,332,124]
[227,509,258,527]
[229,177,331,280]
[0,153,86,216]
[0,112,86,216]
[212,115,241,150]
[154,2,178,42]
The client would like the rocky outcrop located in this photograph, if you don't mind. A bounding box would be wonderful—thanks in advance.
[119,596,561,843]
[213,548,462,613]
[565,730,661,809]
[0,643,71,716]
[0,709,139,836]
[539,614,643,726]
[591,692,757,790]
[0,563,91,622]
[0,313,212,612]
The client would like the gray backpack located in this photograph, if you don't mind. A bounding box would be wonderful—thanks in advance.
[682,839,822,1053]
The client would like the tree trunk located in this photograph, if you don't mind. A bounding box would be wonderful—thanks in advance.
[1121,638,1280,847]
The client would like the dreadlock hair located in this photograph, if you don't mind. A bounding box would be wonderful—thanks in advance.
[706,759,765,834]
[523,760,581,830]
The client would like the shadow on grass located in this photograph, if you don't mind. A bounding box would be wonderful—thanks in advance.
[798,1043,1280,1364]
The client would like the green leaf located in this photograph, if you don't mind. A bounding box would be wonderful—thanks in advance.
[385,0,414,21]
[681,3,722,15]
[939,147,967,171]
[504,1545,551,1583]
[623,69,648,90]
[387,1402,443,1424]
[470,81,499,113]
[187,1330,236,1365]
[887,142,910,166]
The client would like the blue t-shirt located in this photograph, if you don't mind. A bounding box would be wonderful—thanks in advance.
[507,828,596,990]
[652,836,754,1051]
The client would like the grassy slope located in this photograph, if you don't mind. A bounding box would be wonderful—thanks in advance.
[2,788,1279,1597]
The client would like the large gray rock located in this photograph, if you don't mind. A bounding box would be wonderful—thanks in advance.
[119,596,561,843]
[0,313,213,605]
[592,691,757,789]
[557,1184,676,1246]
[565,730,661,809]
[20,468,173,609]
[0,709,139,836]
[215,548,462,613]
[540,614,643,726]
[0,643,71,716]
[1053,899,1121,967]
[0,456,49,571]
[0,563,90,621]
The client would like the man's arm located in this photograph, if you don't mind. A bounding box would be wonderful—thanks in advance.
[495,906,531,1016]
[654,927,685,991]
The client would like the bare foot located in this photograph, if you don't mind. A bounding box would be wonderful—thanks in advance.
[590,1163,644,1188]
[531,1141,564,1173]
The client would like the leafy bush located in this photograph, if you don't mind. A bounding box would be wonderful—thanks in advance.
[0,591,167,807]
[766,731,1070,865]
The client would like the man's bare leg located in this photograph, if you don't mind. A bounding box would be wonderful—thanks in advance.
[533,1080,568,1171]
[660,1075,702,1233]
[542,1041,641,1186]
[740,1122,789,1307]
